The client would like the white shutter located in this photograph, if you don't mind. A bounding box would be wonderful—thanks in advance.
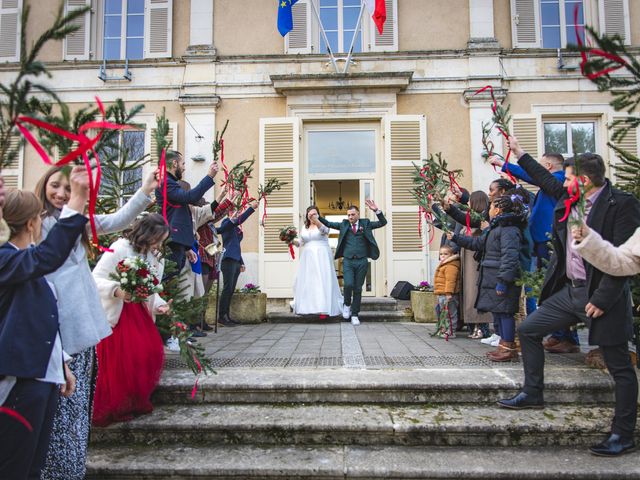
[64,0,90,60]
[511,0,540,48]
[599,0,631,46]
[609,115,639,185]
[370,0,397,52]
[2,133,24,189]
[259,118,301,298]
[144,0,172,58]
[149,121,177,165]
[0,0,21,62]
[286,0,311,54]
[511,114,541,194]
[384,115,428,293]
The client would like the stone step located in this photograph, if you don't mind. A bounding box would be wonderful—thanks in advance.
[91,403,625,448]
[269,297,402,313]
[153,368,616,406]
[86,444,640,479]
[267,310,412,323]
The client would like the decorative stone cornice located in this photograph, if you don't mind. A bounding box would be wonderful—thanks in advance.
[178,94,221,108]
[462,86,508,104]
[270,71,413,95]
[182,44,217,63]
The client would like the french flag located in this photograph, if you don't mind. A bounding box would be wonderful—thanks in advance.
[364,0,387,35]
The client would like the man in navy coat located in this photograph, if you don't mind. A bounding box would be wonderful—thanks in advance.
[155,150,218,278]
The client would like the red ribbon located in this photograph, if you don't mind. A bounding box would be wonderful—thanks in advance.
[0,407,33,431]
[559,177,581,222]
[574,5,628,80]
[190,353,202,400]
[260,194,267,226]
[288,243,295,260]
[448,172,462,195]
[15,96,129,252]
[465,210,472,235]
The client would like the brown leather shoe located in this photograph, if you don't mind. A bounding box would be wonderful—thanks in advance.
[488,340,519,362]
[543,336,561,350]
[545,340,579,354]
[585,348,607,369]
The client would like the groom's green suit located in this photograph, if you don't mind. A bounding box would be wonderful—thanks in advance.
[319,211,387,317]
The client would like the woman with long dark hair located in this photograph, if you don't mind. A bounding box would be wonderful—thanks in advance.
[291,205,343,317]
[91,213,170,426]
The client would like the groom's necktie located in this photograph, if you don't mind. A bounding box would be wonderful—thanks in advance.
[352,223,357,234]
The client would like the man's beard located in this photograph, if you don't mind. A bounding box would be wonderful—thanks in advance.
[175,168,184,180]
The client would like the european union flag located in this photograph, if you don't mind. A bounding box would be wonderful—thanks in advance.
[277,0,299,37]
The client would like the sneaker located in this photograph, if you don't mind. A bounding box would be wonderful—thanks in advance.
[490,336,501,347]
[289,300,295,312]
[342,304,351,320]
[219,315,238,328]
[481,333,500,345]
[351,316,360,326]
[165,337,180,352]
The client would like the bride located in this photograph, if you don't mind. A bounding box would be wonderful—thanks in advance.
[292,206,343,317]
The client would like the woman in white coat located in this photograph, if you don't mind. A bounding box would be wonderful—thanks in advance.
[572,224,640,276]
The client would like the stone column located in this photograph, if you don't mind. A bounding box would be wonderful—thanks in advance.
[468,0,499,49]
[186,0,215,58]
[179,96,220,201]
[463,87,507,191]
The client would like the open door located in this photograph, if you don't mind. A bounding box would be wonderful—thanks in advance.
[359,179,376,296]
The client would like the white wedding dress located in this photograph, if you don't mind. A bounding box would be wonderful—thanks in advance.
[293,225,344,316]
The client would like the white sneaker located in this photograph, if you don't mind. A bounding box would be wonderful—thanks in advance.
[481,333,500,345]
[342,304,351,320]
[351,316,360,326]
[490,337,501,347]
[289,300,295,312]
[165,336,180,352]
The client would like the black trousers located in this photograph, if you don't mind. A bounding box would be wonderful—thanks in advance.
[519,284,638,437]
[219,258,242,317]
[0,378,58,479]
[165,242,187,281]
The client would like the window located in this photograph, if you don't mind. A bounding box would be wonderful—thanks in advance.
[307,130,376,174]
[319,0,362,54]
[543,121,596,156]
[99,130,145,206]
[0,0,22,62]
[103,0,144,60]
[540,0,584,48]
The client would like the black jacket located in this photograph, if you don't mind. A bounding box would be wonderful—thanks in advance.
[452,214,523,314]
[319,212,387,260]
[518,153,640,346]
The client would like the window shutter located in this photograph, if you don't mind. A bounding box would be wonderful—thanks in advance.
[285,0,311,54]
[511,114,541,193]
[64,0,90,60]
[259,118,301,298]
[370,0,397,52]
[149,122,176,165]
[2,133,24,189]
[0,0,21,62]
[599,0,631,46]
[144,0,172,58]
[384,115,429,291]
[510,0,540,48]
[610,115,639,185]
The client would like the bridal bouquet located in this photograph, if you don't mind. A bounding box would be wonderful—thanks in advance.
[279,226,298,260]
[110,257,163,303]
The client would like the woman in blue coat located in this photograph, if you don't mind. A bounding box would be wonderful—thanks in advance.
[0,167,89,479]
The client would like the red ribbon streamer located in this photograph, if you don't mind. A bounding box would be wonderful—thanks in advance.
[288,243,295,260]
[559,178,581,222]
[190,353,202,400]
[0,407,33,431]
[260,194,267,226]
[465,210,472,235]
[448,172,462,195]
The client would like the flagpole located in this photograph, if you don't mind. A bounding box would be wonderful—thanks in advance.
[343,1,366,74]
[308,0,340,73]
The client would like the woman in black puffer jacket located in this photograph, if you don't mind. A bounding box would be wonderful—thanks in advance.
[449,194,526,362]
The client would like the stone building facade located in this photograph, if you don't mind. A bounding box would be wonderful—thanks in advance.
[0,0,638,297]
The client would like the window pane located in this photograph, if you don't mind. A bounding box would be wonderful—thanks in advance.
[128,0,144,14]
[320,6,338,30]
[571,123,595,154]
[127,15,144,37]
[344,0,360,6]
[308,130,376,174]
[542,26,561,48]
[566,26,585,46]
[105,0,122,15]
[343,6,360,29]
[104,15,122,37]
[565,0,583,24]
[320,31,339,54]
[122,167,142,195]
[104,38,121,60]
[320,0,337,6]
[343,30,362,53]
[544,123,568,154]
[541,3,560,25]
[123,131,145,161]
[126,38,144,59]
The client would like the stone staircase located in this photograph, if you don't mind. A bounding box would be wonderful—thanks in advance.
[86,367,640,479]
[267,297,413,323]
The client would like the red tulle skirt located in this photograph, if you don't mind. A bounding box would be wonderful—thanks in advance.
[93,302,164,427]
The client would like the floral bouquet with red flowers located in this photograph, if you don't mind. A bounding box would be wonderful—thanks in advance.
[279,226,298,260]
[109,257,163,303]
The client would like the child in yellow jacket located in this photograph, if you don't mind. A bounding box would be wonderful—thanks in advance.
[432,245,461,339]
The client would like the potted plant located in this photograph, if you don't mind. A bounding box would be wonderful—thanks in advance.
[410,281,436,323]
[230,283,267,324]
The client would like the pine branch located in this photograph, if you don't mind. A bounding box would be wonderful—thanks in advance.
[154,108,172,159]
[213,119,229,163]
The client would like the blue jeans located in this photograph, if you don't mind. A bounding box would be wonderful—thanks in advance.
[492,312,516,342]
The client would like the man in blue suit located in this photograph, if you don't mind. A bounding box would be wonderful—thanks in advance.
[155,150,218,279]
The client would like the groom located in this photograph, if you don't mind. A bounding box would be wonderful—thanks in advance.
[319,199,387,325]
